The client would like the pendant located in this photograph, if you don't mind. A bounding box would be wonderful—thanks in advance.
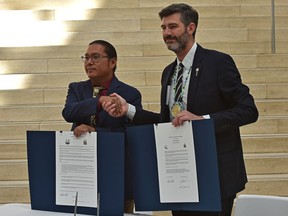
[171,102,184,118]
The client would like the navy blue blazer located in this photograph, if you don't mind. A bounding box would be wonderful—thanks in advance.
[62,76,142,131]
[62,76,142,200]
[133,44,258,198]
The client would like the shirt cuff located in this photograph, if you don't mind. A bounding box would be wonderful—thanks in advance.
[202,114,210,119]
[126,104,136,120]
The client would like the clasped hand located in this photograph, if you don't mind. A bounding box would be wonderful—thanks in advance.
[100,93,127,117]
[73,94,124,138]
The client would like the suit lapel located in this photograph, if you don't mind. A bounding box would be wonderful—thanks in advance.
[83,80,93,99]
[162,62,176,87]
[187,45,204,111]
[160,60,177,122]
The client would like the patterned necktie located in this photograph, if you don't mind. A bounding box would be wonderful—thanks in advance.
[174,63,184,102]
[90,86,105,127]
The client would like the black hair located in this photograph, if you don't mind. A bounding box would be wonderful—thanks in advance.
[89,40,117,72]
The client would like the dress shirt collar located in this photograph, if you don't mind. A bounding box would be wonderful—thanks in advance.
[92,75,114,90]
[177,42,197,70]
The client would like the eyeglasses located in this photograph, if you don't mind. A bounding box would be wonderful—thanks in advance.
[81,55,109,63]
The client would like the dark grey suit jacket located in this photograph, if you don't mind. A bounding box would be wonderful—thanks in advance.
[133,44,258,198]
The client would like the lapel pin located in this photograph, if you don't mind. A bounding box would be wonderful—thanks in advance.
[196,68,199,76]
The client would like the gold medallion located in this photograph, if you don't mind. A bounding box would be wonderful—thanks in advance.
[171,102,184,117]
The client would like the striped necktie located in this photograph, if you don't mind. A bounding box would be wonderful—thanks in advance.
[174,63,184,102]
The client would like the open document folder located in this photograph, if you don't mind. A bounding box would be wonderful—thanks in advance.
[126,119,221,212]
[27,131,125,216]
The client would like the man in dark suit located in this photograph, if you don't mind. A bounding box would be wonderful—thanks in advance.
[104,3,258,216]
[62,40,141,213]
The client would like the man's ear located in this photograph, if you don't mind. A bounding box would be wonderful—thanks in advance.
[110,57,117,68]
[187,22,196,35]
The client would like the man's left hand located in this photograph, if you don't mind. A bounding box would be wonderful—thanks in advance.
[172,110,204,127]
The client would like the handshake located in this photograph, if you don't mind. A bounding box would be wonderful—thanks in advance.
[73,93,128,137]
[99,93,127,117]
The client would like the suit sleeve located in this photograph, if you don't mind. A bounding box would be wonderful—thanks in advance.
[132,107,160,125]
[62,82,98,123]
[210,54,258,132]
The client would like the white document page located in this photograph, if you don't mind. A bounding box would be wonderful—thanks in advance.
[154,121,199,203]
[55,131,97,208]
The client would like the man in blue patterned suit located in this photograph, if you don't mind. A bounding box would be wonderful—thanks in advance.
[62,40,141,213]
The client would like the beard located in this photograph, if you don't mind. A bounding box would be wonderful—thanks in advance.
[164,30,189,53]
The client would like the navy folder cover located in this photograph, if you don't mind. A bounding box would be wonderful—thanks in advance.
[27,131,124,216]
[126,119,221,212]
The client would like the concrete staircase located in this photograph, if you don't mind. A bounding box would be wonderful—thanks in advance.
[0,0,287,215]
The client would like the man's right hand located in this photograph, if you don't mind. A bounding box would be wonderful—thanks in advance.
[74,124,95,138]
[101,93,128,117]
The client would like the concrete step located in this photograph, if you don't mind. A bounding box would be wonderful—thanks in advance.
[242,134,288,153]
[240,68,288,84]
[144,42,288,56]
[0,181,29,204]
[244,153,288,175]
[0,44,144,60]
[0,160,28,181]
[243,174,288,196]
[142,16,288,30]
[0,121,71,140]
[0,141,26,159]
[256,100,288,116]
[0,0,139,10]
[63,19,141,32]
[240,116,288,135]
[140,0,288,8]
[0,105,64,123]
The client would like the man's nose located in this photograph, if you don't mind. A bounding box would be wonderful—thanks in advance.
[163,28,173,37]
[87,57,94,64]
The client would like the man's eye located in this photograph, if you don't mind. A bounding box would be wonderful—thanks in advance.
[92,56,100,60]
